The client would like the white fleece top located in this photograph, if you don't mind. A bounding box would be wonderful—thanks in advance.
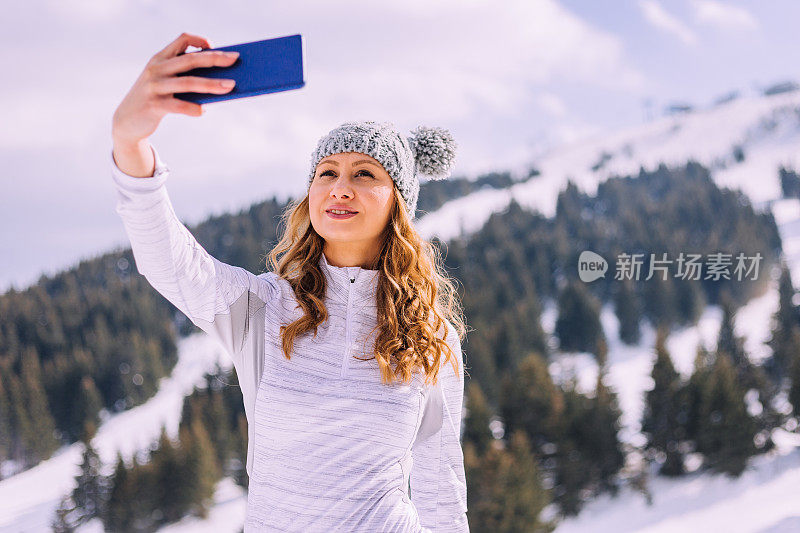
[110,144,469,532]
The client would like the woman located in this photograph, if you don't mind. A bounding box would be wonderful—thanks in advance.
[111,33,469,532]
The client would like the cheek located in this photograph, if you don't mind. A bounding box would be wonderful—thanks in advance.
[308,186,324,211]
[366,186,393,214]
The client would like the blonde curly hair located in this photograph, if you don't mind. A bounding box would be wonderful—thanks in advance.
[265,185,466,386]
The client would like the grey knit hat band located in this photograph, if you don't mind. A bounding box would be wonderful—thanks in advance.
[307,120,457,220]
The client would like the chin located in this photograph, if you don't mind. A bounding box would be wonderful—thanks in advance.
[321,228,359,240]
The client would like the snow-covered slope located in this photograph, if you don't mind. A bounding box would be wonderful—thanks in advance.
[535,265,800,532]
[0,333,235,533]
[74,477,248,533]
[554,428,800,533]
[543,278,778,447]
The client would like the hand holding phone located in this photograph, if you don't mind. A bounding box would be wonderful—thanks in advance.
[112,32,236,176]
[174,34,306,104]
[111,33,305,177]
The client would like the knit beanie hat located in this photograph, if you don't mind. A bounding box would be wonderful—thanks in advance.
[307,120,458,220]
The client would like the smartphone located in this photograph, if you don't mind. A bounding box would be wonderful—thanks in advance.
[173,34,306,104]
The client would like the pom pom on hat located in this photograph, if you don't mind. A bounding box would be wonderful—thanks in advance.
[408,125,457,181]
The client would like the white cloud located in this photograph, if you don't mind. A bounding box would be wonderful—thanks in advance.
[43,0,127,23]
[538,92,569,118]
[0,0,647,290]
[690,0,759,31]
[293,0,646,117]
[638,0,698,46]
[2,0,645,152]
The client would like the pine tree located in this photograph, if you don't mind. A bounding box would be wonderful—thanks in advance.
[585,350,625,494]
[463,381,494,457]
[683,344,714,444]
[103,453,135,532]
[549,350,624,516]
[555,280,605,354]
[464,431,555,532]
[179,418,220,518]
[130,455,158,530]
[69,422,110,526]
[499,430,555,532]
[0,371,12,472]
[696,352,758,476]
[500,352,564,450]
[552,423,586,516]
[716,295,779,452]
[463,441,483,529]
[673,277,706,327]
[642,275,677,330]
[206,386,232,469]
[6,371,34,465]
[19,346,59,463]
[614,277,641,345]
[71,376,103,444]
[788,327,800,418]
[151,425,187,523]
[641,325,685,476]
[766,263,800,380]
[776,263,800,330]
[716,296,747,371]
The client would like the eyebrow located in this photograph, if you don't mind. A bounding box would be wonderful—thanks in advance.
[319,158,381,169]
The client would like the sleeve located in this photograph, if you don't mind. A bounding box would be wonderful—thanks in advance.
[410,324,469,532]
[110,143,280,475]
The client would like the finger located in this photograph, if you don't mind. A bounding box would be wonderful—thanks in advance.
[155,32,212,60]
[158,49,239,76]
[162,96,204,117]
[152,75,235,96]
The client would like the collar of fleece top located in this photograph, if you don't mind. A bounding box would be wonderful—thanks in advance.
[318,252,380,302]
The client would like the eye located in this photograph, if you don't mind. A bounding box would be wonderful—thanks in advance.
[319,169,374,179]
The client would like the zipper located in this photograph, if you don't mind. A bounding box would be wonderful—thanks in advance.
[341,271,356,377]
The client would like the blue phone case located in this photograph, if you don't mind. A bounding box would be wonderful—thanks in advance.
[174,34,306,104]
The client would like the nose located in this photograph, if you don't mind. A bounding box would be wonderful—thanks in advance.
[330,176,354,199]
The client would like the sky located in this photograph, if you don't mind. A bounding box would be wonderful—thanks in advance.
[1,0,798,292]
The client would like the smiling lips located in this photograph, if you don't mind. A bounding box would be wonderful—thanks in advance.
[326,208,358,219]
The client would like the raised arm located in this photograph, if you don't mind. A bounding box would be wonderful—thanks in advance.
[111,143,280,476]
[111,142,278,353]
[110,31,271,477]
[410,323,469,532]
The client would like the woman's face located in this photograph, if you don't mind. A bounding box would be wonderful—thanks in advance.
[308,152,395,250]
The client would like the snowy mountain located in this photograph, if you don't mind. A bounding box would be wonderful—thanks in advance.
[2,88,800,532]
[417,89,800,283]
